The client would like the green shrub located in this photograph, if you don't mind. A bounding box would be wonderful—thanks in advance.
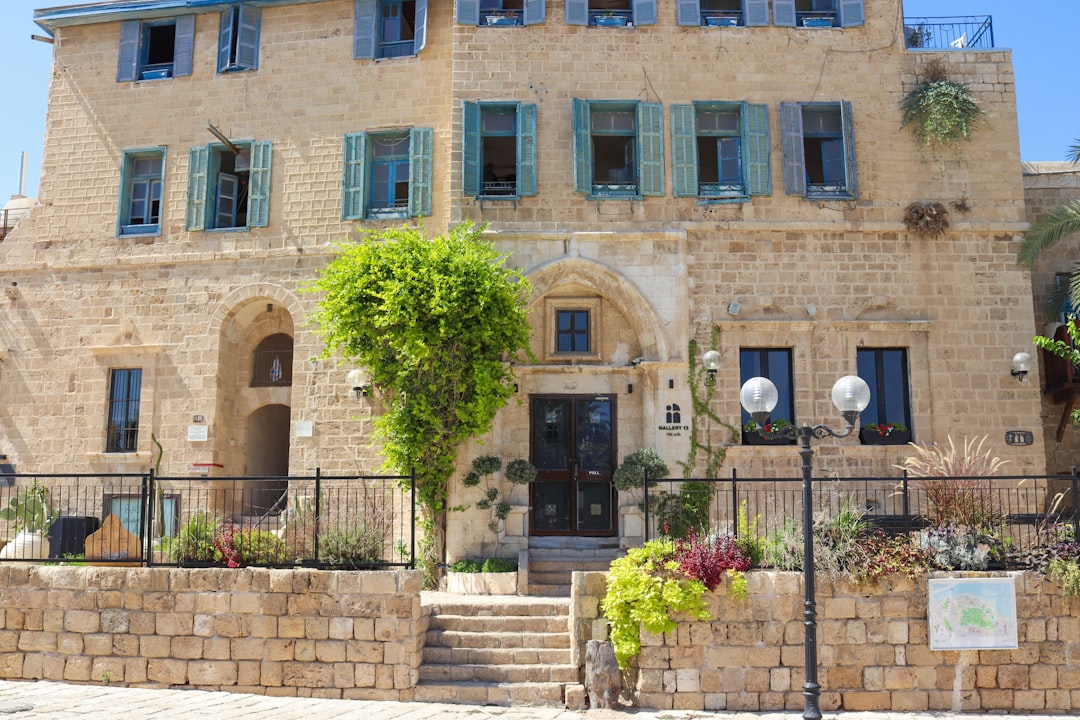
[232,528,288,565]
[320,524,386,567]
[174,513,221,563]
[652,481,711,539]
[1049,558,1080,597]
[449,558,482,573]
[612,448,669,494]
[481,557,516,573]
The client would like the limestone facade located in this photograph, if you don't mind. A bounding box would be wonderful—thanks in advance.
[0,0,1049,561]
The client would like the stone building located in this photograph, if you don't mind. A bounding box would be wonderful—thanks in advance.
[0,1,1047,572]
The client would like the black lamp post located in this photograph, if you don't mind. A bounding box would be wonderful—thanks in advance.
[738,374,870,720]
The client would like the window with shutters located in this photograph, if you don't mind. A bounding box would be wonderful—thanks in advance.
[676,0,767,27]
[772,0,863,28]
[462,102,537,199]
[342,128,434,220]
[573,100,663,198]
[354,0,428,59]
[186,141,273,231]
[671,102,770,201]
[116,16,195,82]
[781,101,857,199]
[218,5,261,72]
[118,148,165,236]
[458,0,547,26]
[564,0,656,27]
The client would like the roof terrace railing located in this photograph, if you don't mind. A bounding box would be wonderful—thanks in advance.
[903,15,994,50]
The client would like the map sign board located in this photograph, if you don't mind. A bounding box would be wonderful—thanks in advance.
[928,577,1018,651]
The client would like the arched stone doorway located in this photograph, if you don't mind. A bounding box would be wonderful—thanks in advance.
[244,403,291,515]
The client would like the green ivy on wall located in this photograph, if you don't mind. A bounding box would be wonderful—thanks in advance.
[679,331,738,478]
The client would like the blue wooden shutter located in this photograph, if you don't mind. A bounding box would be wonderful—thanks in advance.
[517,103,538,196]
[462,102,481,197]
[744,0,769,26]
[838,0,864,27]
[633,0,657,26]
[670,104,696,198]
[780,102,805,195]
[637,102,664,196]
[840,101,858,198]
[772,0,795,26]
[409,127,434,217]
[117,152,133,233]
[523,0,546,25]
[572,99,591,194]
[744,103,771,196]
[565,0,588,26]
[186,146,210,231]
[354,0,377,59]
[676,0,699,27]
[173,15,195,77]
[218,8,235,71]
[117,20,140,82]
[235,5,261,70]
[457,0,480,25]
[248,141,272,226]
[342,132,367,219]
[414,0,428,54]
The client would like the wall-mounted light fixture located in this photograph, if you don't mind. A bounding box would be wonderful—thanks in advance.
[727,301,741,317]
[702,350,721,387]
[1011,352,1032,383]
[346,368,370,399]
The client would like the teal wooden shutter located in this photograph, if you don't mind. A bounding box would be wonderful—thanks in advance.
[633,0,656,26]
[523,0,545,25]
[185,146,210,231]
[342,132,367,219]
[409,127,434,217]
[780,102,805,195]
[838,0,864,27]
[744,0,769,26]
[670,105,697,198]
[772,0,795,26]
[173,15,195,77]
[414,0,428,54]
[744,103,771,196]
[117,20,139,82]
[565,0,588,26]
[248,141,272,226]
[462,102,481,197]
[217,8,235,71]
[840,101,858,198]
[354,0,376,59]
[457,0,480,25]
[235,5,261,70]
[517,103,538,196]
[572,99,591,194]
[676,0,699,26]
[117,152,132,233]
[637,102,664,196]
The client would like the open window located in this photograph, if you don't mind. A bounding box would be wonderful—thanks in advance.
[458,0,545,26]
[565,0,656,27]
[218,5,261,72]
[342,128,433,220]
[118,148,165,236]
[186,141,272,231]
[672,102,770,201]
[462,102,537,199]
[573,100,663,198]
[354,0,429,59]
[781,101,857,199]
[773,0,863,28]
[252,334,294,387]
[117,16,194,81]
[676,0,770,27]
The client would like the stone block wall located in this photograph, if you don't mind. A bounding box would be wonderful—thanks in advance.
[571,570,1080,713]
[0,566,426,700]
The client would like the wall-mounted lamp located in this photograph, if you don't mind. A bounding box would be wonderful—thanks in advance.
[727,301,741,317]
[702,350,721,387]
[346,368,371,399]
[1011,352,1032,383]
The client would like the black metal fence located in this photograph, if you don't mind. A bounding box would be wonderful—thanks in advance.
[0,470,415,568]
[903,16,994,50]
[644,470,1080,560]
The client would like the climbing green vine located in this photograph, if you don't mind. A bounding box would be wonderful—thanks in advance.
[679,331,737,478]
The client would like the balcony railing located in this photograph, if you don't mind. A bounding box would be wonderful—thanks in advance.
[903,15,994,50]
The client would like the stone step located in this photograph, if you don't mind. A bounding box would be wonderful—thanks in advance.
[424,594,570,617]
[529,559,614,572]
[525,583,571,597]
[528,536,621,551]
[409,681,567,707]
[427,613,569,633]
[422,645,572,666]
[418,662,579,684]
[425,629,570,650]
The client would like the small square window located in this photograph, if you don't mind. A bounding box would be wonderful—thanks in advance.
[556,310,590,353]
[545,298,602,362]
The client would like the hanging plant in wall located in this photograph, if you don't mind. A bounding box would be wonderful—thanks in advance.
[903,201,950,238]
[900,62,986,152]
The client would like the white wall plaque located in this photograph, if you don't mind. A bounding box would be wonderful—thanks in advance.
[187,425,209,442]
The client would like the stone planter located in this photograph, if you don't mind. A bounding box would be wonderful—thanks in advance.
[446,571,518,595]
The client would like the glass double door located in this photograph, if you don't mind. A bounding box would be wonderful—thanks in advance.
[530,395,617,536]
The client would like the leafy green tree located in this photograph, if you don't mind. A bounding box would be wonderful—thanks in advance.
[1034,319,1080,427]
[306,223,532,584]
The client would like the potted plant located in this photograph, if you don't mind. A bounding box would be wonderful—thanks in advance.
[0,480,59,560]
[742,418,794,445]
[860,422,911,446]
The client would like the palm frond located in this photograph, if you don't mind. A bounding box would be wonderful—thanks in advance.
[1017,200,1080,268]
[1069,139,1080,164]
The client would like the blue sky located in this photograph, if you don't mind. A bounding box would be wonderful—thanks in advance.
[1,0,1078,198]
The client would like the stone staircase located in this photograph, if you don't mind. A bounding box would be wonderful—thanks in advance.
[414,593,579,706]
[525,536,622,596]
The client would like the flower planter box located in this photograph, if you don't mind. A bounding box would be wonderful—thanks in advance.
[860,428,912,446]
[802,17,834,28]
[705,16,740,27]
[742,431,795,446]
[594,16,629,27]
[446,571,518,595]
[484,15,520,26]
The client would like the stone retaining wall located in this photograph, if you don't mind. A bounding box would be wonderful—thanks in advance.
[571,570,1080,713]
[0,566,425,700]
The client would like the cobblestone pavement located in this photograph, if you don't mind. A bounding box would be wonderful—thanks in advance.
[0,681,1072,720]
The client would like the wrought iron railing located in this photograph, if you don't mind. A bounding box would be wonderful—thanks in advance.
[0,470,415,568]
[903,16,994,50]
